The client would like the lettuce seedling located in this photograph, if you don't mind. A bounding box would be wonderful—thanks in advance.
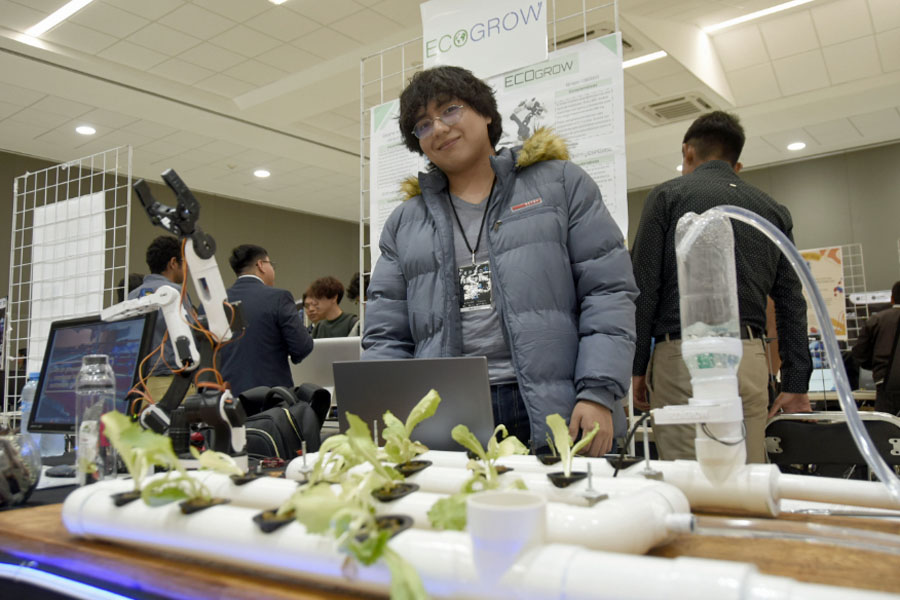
[190,446,244,477]
[382,389,441,465]
[101,411,211,506]
[546,413,599,478]
[427,424,527,531]
[345,413,403,488]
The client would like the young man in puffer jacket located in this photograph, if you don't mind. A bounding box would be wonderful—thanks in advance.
[362,66,638,455]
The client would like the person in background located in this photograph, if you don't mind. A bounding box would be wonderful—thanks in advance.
[302,293,320,333]
[218,245,313,402]
[117,272,145,303]
[346,272,370,336]
[306,276,358,339]
[362,66,637,454]
[852,281,900,415]
[630,110,812,463]
[129,236,195,401]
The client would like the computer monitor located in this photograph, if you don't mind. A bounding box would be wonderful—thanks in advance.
[27,314,157,434]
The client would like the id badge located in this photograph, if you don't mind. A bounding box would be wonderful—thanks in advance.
[459,261,492,312]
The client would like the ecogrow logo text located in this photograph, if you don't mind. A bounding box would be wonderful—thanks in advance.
[425,1,544,58]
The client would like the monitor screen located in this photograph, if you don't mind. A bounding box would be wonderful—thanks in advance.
[28,314,156,433]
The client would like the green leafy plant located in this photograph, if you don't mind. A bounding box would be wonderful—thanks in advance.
[546,413,599,478]
[190,446,244,477]
[345,413,404,489]
[382,389,441,465]
[101,411,210,506]
[427,424,527,531]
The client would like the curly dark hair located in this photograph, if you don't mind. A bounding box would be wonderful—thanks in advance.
[307,276,345,304]
[399,66,502,156]
[229,244,268,276]
[145,236,181,274]
[682,111,745,166]
[346,272,370,302]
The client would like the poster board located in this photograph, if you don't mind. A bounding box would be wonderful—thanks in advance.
[800,246,847,342]
[368,34,627,267]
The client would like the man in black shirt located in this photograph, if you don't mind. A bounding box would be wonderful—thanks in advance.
[631,111,812,462]
[852,281,900,415]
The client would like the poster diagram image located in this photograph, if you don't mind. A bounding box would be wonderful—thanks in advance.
[509,97,547,141]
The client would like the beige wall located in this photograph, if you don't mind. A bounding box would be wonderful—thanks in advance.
[627,141,900,292]
[0,150,360,314]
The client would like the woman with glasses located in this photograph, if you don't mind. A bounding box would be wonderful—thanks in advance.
[362,66,637,456]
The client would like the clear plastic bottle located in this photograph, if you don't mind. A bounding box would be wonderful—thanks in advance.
[74,354,118,485]
[19,373,42,450]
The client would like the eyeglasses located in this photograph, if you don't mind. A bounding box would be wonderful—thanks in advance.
[260,259,275,269]
[412,104,465,140]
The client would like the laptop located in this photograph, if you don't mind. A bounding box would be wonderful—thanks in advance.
[332,356,495,451]
[291,336,361,393]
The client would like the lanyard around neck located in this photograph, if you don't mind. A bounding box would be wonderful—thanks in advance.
[448,178,496,265]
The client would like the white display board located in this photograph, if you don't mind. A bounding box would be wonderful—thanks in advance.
[421,0,548,79]
[368,34,628,265]
[800,246,847,342]
[28,192,106,374]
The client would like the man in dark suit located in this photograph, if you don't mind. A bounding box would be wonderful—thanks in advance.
[219,245,313,405]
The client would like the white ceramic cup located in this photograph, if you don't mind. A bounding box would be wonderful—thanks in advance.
[467,490,546,582]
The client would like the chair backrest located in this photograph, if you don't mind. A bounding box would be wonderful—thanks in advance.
[766,412,900,466]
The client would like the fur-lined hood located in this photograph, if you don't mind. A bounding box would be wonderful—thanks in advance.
[400,128,569,200]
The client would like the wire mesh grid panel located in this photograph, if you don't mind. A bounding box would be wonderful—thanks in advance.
[2,146,132,426]
[842,243,868,346]
[358,0,619,331]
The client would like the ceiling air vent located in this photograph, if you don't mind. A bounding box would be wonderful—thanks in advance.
[552,21,641,55]
[634,94,717,125]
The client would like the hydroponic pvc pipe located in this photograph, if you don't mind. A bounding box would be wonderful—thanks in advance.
[61,481,895,600]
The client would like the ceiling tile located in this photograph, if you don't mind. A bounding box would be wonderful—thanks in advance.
[624,57,685,83]
[726,62,781,106]
[98,40,169,71]
[197,140,247,158]
[101,0,185,21]
[8,107,71,129]
[292,27,362,59]
[822,36,881,84]
[180,43,246,72]
[868,0,900,33]
[89,128,154,149]
[30,96,93,117]
[0,0,46,33]
[330,9,404,44]
[0,119,46,143]
[71,2,149,38]
[225,59,289,87]
[79,108,138,129]
[287,0,364,26]
[159,4,236,40]
[811,0,872,45]
[256,44,321,72]
[772,50,830,96]
[712,25,769,71]
[121,120,179,139]
[738,136,780,167]
[875,28,900,72]
[128,23,202,56]
[849,108,900,138]
[759,11,819,59]
[149,58,216,85]
[624,112,652,135]
[761,128,819,153]
[643,72,700,97]
[0,100,22,119]
[191,0,270,23]
[0,83,44,107]
[139,138,197,157]
[370,0,421,28]
[42,21,118,54]
[194,73,256,98]
[209,25,281,58]
[245,6,320,42]
[623,82,659,106]
[8,0,57,13]
[803,118,863,146]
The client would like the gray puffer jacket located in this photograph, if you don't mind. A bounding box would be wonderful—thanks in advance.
[363,129,638,444]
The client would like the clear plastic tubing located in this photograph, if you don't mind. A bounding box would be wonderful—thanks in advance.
[693,515,900,556]
[677,205,900,505]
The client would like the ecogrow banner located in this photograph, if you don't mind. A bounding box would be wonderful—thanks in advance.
[420,0,548,79]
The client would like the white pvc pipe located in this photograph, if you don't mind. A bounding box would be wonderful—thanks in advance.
[61,483,894,600]
[778,474,900,512]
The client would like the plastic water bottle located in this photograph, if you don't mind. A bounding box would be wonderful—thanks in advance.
[19,373,42,450]
[74,355,118,485]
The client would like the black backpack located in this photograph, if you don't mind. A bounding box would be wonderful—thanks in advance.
[242,386,322,460]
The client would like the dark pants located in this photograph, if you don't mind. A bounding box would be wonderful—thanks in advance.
[490,382,531,447]
[875,384,900,416]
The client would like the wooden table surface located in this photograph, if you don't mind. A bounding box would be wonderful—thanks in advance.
[1,504,899,597]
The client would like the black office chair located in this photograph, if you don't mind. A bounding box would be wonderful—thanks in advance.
[766,411,900,479]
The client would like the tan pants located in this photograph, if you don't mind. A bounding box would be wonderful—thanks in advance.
[647,338,769,463]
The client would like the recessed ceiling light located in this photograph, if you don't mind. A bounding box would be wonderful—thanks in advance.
[269,0,288,4]
[623,51,667,69]
[254,169,271,178]
[25,0,96,37]
[786,142,806,151]
[704,0,816,34]
[676,164,683,172]
[75,125,96,135]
